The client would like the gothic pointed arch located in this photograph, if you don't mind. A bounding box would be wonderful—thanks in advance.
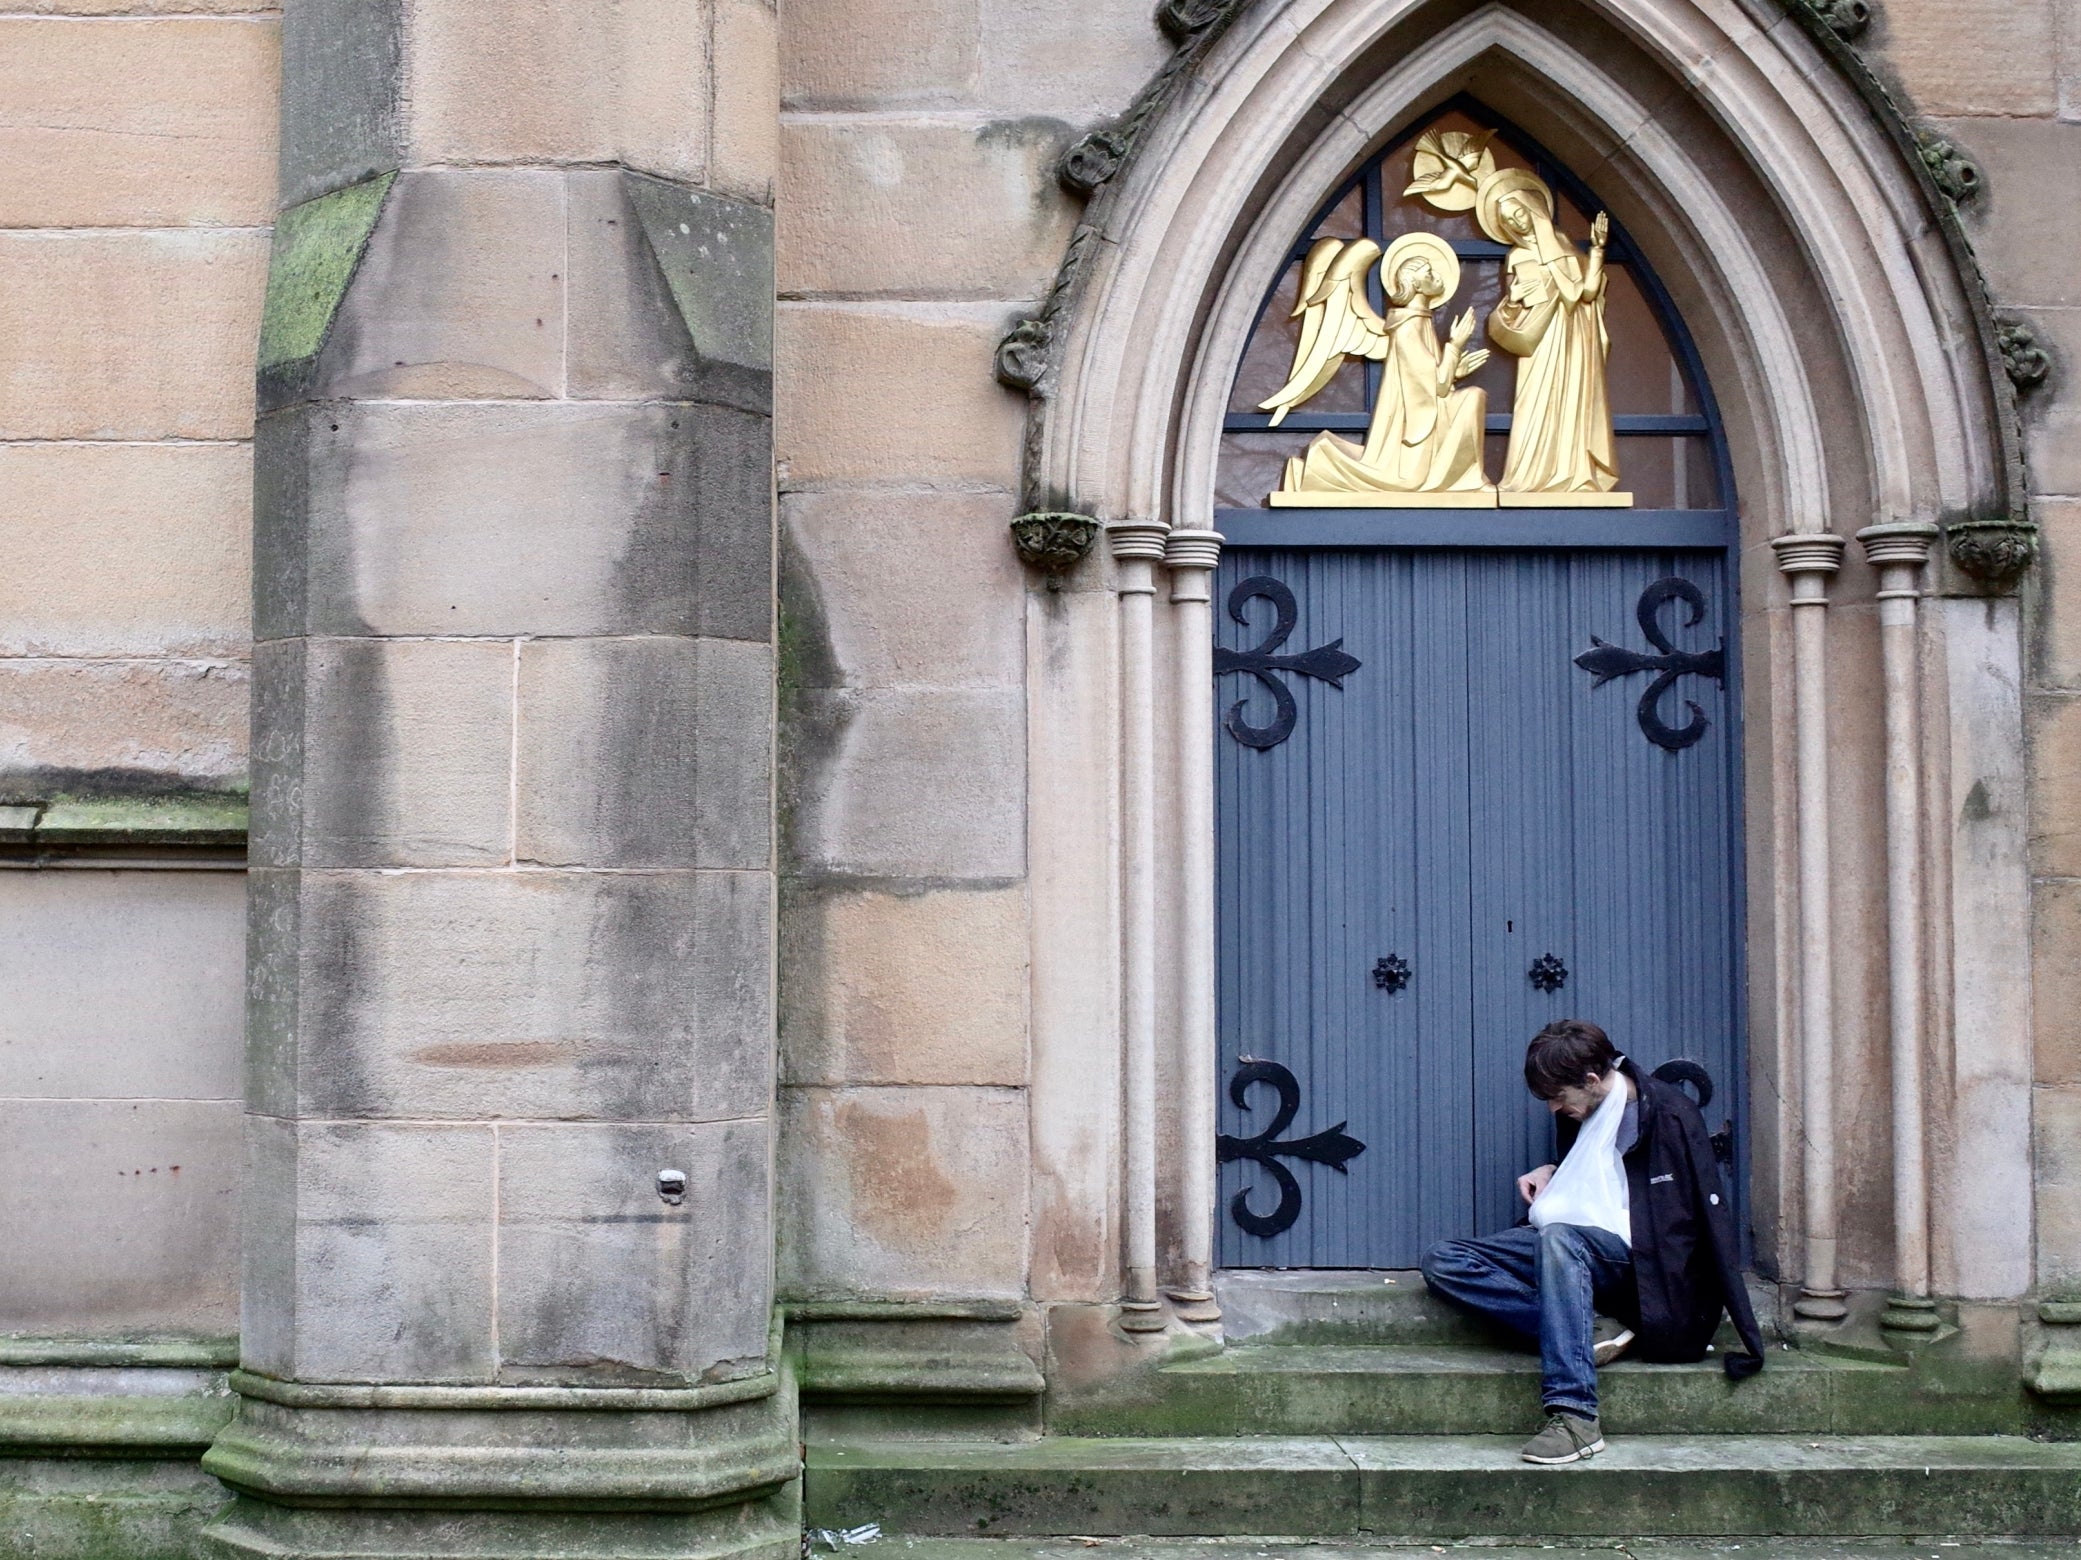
[1010,0,2022,565]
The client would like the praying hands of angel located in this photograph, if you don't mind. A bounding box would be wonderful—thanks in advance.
[1259,231,1494,501]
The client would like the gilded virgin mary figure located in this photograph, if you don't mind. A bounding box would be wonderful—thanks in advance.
[1259,231,1494,505]
[1476,167,1629,504]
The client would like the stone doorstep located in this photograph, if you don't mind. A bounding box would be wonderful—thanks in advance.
[848,1542,2081,1560]
[802,1434,2081,1538]
[1049,1341,2019,1439]
[1209,1271,1776,1350]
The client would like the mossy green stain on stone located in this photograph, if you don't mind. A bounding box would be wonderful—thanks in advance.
[257,173,394,373]
[0,791,247,848]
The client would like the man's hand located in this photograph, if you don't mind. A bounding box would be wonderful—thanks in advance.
[1517,1163,1557,1205]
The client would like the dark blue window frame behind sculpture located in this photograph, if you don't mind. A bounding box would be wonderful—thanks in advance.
[1209,99,1750,1268]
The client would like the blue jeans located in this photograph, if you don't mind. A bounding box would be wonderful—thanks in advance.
[1420,1223,1636,1419]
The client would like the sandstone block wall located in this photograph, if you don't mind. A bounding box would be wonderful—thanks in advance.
[1857,0,2081,1295]
[0,7,273,798]
[0,0,277,1348]
[4,0,2081,1375]
[771,0,1169,1304]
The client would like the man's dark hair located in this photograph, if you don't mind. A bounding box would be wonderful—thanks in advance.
[1524,1019,1619,1099]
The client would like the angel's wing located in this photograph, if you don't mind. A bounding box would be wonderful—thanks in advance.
[1257,237,1387,426]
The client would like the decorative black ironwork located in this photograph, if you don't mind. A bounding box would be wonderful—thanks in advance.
[1529,954,1568,993]
[1215,1058,1367,1238]
[1652,1058,1734,1169]
[1575,577,1727,751]
[1213,576,1362,749]
[1372,954,1411,993]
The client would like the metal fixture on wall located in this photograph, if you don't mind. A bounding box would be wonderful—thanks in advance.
[1528,953,1568,992]
[1574,577,1727,751]
[1216,1059,1367,1238]
[1213,576,1361,748]
[1372,954,1411,993]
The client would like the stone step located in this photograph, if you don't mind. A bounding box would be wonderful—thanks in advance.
[803,1433,2081,1539]
[855,1541,2081,1560]
[1214,1270,1486,1346]
[1049,1341,2022,1438]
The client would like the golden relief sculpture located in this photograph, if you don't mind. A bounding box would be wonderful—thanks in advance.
[1261,125,1632,509]
[1260,233,1495,506]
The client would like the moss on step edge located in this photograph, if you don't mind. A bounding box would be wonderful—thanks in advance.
[0,792,247,849]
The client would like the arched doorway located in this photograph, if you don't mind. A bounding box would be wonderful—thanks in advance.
[1015,0,2030,1324]
[1211,103,1744,1269]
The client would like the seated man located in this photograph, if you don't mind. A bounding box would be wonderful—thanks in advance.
[1420,1019,1764,1464]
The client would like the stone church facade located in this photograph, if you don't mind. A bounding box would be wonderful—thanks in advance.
[7,0,2081,1554]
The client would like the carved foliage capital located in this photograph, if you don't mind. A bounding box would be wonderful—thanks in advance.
[1010,512,1102,575]
[1946,519,2038,588]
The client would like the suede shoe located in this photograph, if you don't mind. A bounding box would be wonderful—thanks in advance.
[1520,1411,1604,1464]
[1592,1319,1635,1367]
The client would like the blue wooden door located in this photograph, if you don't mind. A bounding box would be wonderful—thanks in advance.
[1213,543,1743,1269]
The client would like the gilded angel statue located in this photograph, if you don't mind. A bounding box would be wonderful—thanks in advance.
[1476,166,1629,505]
[1260,231,1495,504]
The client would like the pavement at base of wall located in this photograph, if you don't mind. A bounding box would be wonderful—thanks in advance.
[851,1541,2081,1560]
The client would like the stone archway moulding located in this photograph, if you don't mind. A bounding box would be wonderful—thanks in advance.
[1016,0,2035,1334]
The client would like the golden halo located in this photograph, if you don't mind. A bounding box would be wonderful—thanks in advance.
[1475,166,1554,246]
[1378,232,1460,306]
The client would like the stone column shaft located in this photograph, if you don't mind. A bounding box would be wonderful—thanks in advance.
[1112,522,1168,1332]
[1859,521,1940,1331]
[1773,532,1848,1322]
[1165,529,1223,1325]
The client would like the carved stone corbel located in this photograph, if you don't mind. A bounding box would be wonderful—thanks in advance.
[1998,319,2052,394]
[1946,518,2039,588]
[1010,512,1102,582]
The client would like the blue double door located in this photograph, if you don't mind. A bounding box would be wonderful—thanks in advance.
[1213,545,1743,1270]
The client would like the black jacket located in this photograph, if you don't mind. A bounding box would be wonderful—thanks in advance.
[1555,1057,1766,1379]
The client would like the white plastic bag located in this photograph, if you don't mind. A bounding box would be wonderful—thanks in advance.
[1527,1064,1631,1245]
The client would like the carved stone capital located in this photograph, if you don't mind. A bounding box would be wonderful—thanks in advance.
[1856,520,1939,571]
[1770,532,1848,577]
[1946,518,2039,588]
[1108,521,1171,563]
[1010,512,1101,577]
[1163,528,1224,573]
